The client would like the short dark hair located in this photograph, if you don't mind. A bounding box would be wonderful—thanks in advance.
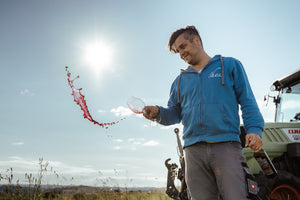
[167,25,202,53]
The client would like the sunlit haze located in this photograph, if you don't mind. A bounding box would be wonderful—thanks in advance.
[84,40,113,75]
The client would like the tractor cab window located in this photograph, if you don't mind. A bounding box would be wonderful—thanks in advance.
[276,83,300,122]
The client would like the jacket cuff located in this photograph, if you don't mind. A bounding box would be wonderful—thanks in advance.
[155,106,162,123]
[247,127,263,137]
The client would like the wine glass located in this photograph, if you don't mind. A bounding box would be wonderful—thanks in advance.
[127,96,145,114]
[127,96,159,126]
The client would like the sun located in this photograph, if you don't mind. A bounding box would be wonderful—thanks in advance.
[84,40,113,73]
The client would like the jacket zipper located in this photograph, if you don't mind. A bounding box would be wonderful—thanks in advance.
[199,72,202,127]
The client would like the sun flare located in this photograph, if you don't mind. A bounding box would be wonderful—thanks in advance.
[84,40,113,73]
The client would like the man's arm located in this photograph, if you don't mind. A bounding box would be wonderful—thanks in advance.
[143,77,181,125]
[233,59,264,152]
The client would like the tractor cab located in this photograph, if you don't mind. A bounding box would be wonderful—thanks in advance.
[245,68,300,200]
[266,69,300,123]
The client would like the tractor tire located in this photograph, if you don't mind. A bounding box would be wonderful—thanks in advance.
[256,170,300,200]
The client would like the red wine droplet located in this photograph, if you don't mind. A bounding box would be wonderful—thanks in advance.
[65,66,125,129]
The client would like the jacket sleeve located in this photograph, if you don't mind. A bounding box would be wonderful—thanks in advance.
[233,59,264,137]
[156,78,181,125]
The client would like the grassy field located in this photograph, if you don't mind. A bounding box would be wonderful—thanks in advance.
[62,190,171,200]
[0,188,172,200]
[0,158,173,200]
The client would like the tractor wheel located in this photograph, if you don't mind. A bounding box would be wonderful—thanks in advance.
[256,170,300,200]
[268,170,300,200]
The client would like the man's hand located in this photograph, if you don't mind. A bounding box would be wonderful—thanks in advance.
[245,133,263,152]
[143,106,159,121]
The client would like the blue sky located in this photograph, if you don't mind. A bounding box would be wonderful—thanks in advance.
[0,0,299,187]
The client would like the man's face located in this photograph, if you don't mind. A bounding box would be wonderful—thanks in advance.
[172,34,201,65]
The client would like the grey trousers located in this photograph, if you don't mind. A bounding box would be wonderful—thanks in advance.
[184,141,249,200]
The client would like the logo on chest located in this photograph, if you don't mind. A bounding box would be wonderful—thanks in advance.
[208,67,222,78]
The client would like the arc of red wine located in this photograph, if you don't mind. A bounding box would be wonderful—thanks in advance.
[65,66,123,129]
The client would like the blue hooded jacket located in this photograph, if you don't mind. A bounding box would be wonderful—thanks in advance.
[158,55,264,147]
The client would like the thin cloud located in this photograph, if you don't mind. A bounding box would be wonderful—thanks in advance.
[110,106,133,117]
[0,156,37,169]
[129,147,137,151]
[0,157,98,175]
[132,141,142,145]
[112,138,159,150]
[128,138,145,143]
[113,139,123,143]
[20,89,34,96]
[113,146,121,150]
[143,140,159,146]
[11,142,24,146]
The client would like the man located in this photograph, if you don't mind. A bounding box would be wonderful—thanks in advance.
[143,26,264,200]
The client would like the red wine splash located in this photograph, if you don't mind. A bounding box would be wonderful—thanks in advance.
[65,66,124,129]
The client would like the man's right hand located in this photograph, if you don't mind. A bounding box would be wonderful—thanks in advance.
[143,106,160,121]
